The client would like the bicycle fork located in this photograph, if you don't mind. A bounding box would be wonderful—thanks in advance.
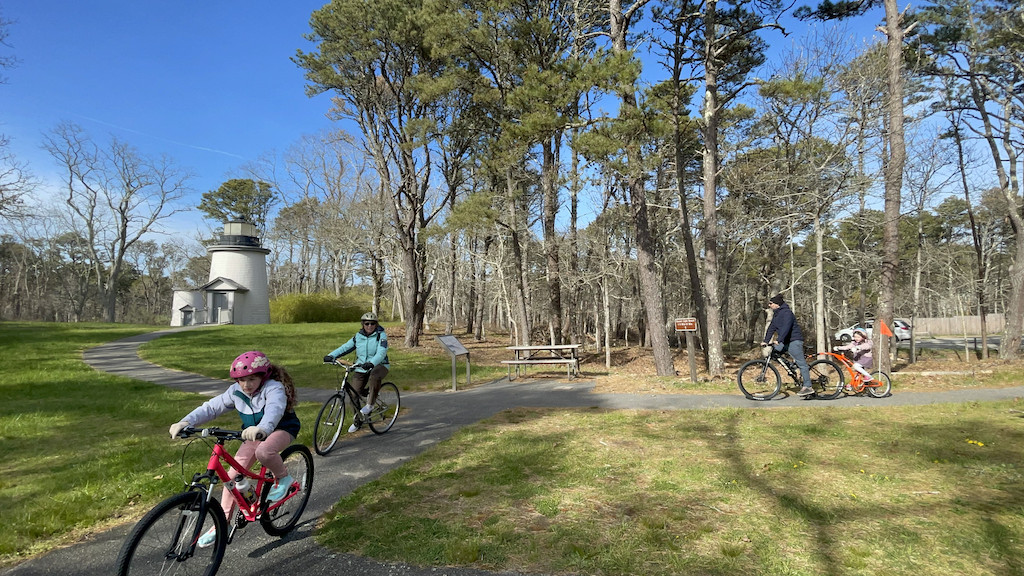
[168,489,215,561]
[173,476,231,559]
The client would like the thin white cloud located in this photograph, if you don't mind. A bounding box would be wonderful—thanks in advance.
[71,113,246,159]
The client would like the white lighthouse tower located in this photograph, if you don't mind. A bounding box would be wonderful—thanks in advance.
[169,219,271,326]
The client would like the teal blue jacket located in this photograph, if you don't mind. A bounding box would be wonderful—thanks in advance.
[328,326,390,372]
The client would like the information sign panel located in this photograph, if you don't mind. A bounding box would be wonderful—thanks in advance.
[435,335,471,391]
[437,335,469,356]
[675,317,698,332]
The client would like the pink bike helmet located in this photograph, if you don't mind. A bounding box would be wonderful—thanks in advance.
[230,351,271,380]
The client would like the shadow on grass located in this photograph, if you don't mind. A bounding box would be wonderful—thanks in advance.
[700,408,1024,576]
[319,404,1024,575]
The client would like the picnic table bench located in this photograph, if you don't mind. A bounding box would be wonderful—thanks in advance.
[502,344,581,380]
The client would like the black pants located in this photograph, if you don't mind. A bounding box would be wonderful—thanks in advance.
[350,365,389,404]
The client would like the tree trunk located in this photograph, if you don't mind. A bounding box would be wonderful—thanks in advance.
[609,0,675,376]
[674,99,709,357]
[815,215,826,355]
[700,0,725,378]
[951,123,988,359]
[507,170,532,345]
[473,236,491,341]
[567,130,581,344]
[400,236,422,347]
[603,276,612,369]
[541,138,563,344]
[445,208,457,336]
[876,0,907,374]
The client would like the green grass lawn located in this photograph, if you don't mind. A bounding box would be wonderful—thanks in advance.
[0,322,357,566]
[138,323,507,392]
[6,321,1024,575]
[319,401,1024,576]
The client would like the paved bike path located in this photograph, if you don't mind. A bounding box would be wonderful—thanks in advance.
[6,327,1024,576]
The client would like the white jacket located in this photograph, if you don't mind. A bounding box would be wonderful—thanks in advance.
[181,379,288,438]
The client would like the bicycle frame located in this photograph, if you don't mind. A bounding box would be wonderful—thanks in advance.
[191,431,297,524]
[768,349,807,382]
[819,351,879,393]
[330,361,372,414]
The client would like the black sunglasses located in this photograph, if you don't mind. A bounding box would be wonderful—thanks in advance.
[363,321,377,325]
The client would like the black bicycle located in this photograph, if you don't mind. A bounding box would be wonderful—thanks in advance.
[313,359,400,455]
[737,345,843,401]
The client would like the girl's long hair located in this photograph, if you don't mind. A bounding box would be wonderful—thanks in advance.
[266,364,298,412]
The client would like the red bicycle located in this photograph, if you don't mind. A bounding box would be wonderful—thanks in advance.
[115,427,314,576]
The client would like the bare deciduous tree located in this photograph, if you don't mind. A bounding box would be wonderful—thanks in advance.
[42,122,192,322]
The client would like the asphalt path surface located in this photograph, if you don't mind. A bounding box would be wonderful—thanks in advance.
[6,327,1024,576]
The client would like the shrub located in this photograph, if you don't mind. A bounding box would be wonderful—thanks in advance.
[270,292,367,323]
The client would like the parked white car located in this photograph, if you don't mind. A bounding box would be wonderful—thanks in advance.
[834,319,912,343]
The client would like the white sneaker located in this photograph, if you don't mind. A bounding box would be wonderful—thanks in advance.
[360,404,372,415]
[348,422,360,433]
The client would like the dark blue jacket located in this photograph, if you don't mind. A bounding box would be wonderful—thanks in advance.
[763,303,804,345]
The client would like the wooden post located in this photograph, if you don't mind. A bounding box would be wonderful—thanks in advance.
[675,317,699,383]
[686,330,698,383]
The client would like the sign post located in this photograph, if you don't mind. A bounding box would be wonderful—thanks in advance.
[674,318,699,383]
[435,335,470,391]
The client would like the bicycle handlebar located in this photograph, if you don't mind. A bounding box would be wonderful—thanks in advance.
[177,426,256,441]
[324,358,355,368]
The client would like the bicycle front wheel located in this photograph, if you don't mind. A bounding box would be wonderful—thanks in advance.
[369,382,400,434]
[260,444,314,536]
[737,360,782,400]
[313,393,346,456]
[115,491,227,576]
[808,359,844,400]
[866,371,892,398]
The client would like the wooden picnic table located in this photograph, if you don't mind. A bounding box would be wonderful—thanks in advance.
[502,344,581,380]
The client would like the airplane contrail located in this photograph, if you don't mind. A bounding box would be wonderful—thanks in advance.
[72,113,247,160]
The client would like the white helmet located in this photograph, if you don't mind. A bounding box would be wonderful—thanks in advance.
[360,312,378,322]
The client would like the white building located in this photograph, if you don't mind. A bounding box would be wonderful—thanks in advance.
[169,220,271,326]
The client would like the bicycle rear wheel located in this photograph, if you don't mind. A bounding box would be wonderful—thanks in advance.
[115,491,227,576]
[866,371,892,398]
[260,444,314,536]
[313,393,346,456]
[737,359,782,400]
[368,382,400,434]
[808,359,844,400]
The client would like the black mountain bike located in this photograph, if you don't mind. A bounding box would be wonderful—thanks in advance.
[313,360,400,455]
[737,346,843,401]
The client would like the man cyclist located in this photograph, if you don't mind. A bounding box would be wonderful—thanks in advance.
[323,312,390,432]
[760,294,814,397]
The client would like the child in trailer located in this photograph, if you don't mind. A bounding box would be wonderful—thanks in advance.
[168,350,300,547]
[835,328,874,380]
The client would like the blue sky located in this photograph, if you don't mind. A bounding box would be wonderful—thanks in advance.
[2,1,895,239]
[2,0,334,235]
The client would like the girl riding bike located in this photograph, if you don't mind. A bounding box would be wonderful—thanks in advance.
[168,350,299,547]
